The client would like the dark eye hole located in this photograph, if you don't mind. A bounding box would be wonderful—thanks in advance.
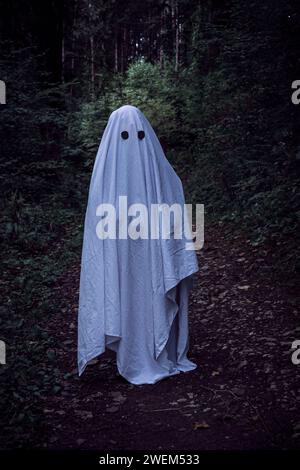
[138,130,145,140]
[121,131,129,140]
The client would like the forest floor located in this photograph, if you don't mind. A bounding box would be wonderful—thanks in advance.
[40,223,300,450]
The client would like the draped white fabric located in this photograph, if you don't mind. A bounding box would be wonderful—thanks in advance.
[77,105,199,384]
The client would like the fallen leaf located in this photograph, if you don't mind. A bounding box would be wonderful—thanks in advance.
[193,421,210,430]
[106,406,119,413]
[212,370,220,376]
[76,438,86,446]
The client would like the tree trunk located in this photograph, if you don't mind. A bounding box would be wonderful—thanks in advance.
[89,2,95,96]
[70,0,77,96]
[175,1,179,72]
[61,21,65,83]
[159,9,164,69]
[90,34,95,95]
[114,27,119,73]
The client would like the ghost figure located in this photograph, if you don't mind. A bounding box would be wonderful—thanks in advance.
[78,105,199,385]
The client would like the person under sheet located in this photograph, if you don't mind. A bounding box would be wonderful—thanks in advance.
[77,105,199,385]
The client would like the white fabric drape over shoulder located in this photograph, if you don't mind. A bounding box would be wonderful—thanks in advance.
[77,105,199,385]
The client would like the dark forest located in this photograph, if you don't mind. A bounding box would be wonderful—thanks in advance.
[0,0,300,455]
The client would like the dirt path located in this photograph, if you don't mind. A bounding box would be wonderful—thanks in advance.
[41,224,300,450]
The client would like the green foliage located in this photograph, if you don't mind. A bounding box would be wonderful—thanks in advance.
[0,50,88,449]
[121,61,178,142]
[174,0,300,269]
[68,61,180,158]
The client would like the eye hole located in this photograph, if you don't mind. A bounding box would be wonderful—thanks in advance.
[138,130,145,140]
[121,131,129,140]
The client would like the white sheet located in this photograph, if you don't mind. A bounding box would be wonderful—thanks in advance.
[77,105,199,384]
